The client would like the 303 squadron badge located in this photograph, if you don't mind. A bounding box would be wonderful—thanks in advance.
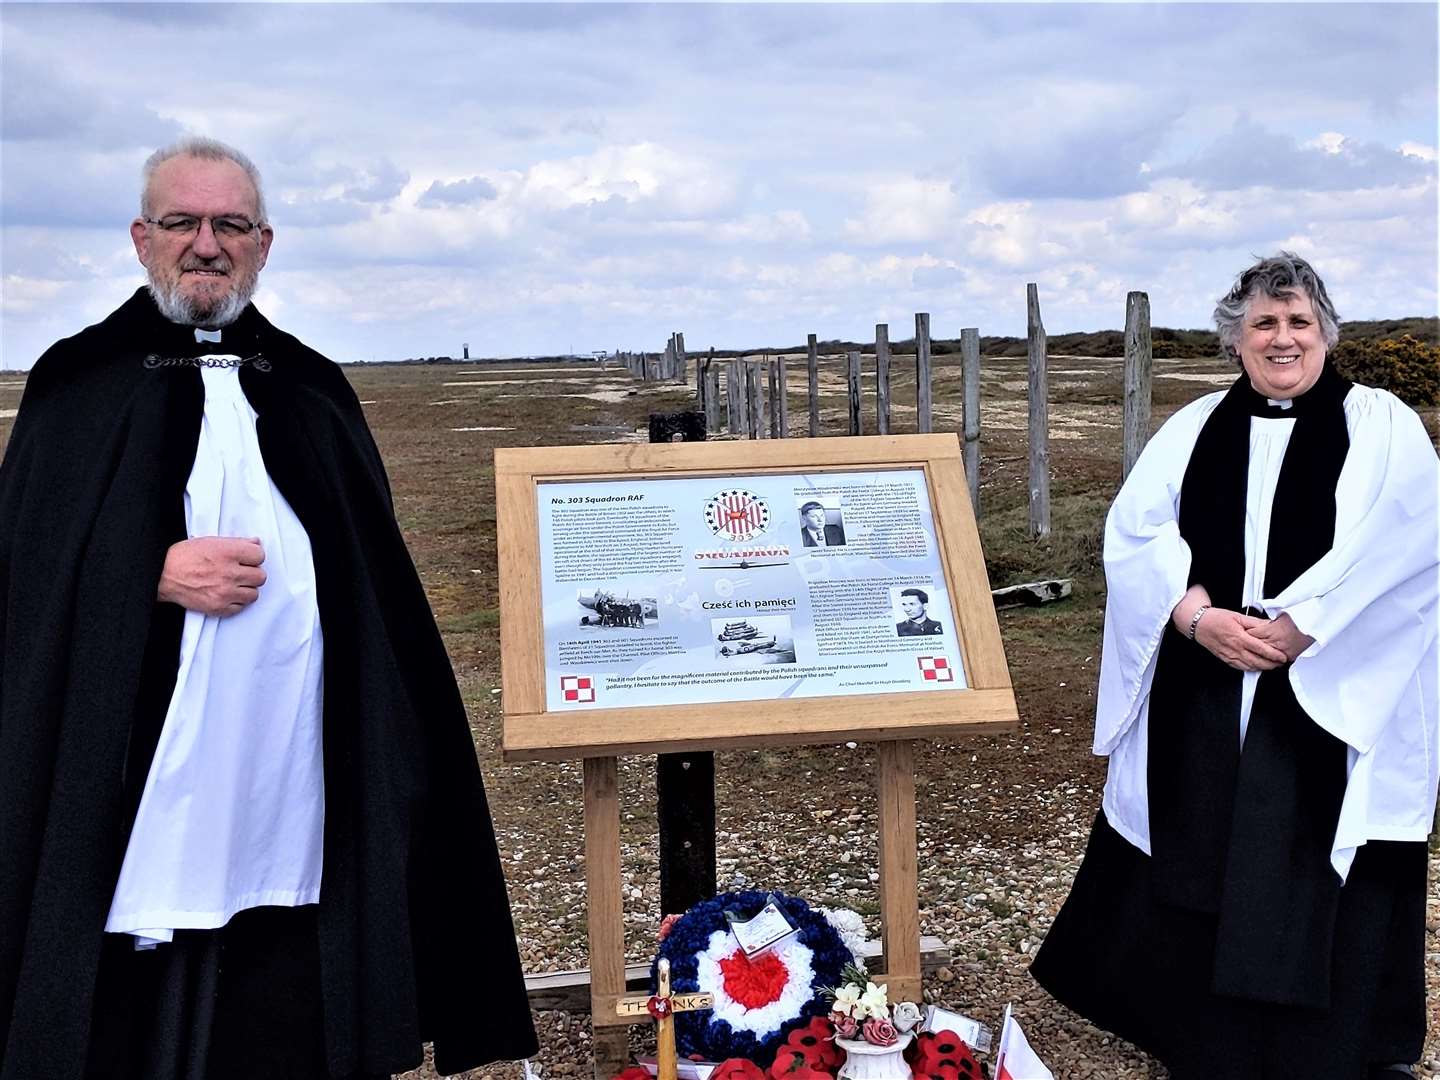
[704,489,771,542]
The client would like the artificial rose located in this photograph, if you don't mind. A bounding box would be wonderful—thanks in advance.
[711,1059,767,1080]
[657,913,682,942]
[831,1011,859,1039]
[831,983,862,1018]
[891,1001,923,1033]
[862,1016,898,1047]
[858,981,889,1019]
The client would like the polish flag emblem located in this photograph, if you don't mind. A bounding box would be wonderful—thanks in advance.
[561,675,595,703]
[917,656,954,682]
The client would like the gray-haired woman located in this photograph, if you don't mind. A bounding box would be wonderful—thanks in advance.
[1030,253,1438,1079]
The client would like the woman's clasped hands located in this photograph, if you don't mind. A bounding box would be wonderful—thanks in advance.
[1172,585,1315,671]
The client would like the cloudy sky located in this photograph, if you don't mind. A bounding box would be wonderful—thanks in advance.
[2,2,1436,367]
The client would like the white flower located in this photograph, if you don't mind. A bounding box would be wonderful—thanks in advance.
[820,906,871,967]
[892,1001,923,1033]
[859,981,889,1019]
[831,983,862,1018]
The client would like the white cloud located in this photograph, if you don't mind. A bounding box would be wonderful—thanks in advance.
[0,2,1434,366]
[843,178,960,245]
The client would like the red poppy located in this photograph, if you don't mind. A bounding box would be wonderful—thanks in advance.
[910,1029,981,1077]
[769,1048,810,1077]
[711,1060,767,1080]
[767,1054,835,1080]
[784,1016,843,1070]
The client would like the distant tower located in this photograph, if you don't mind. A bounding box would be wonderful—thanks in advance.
[462,342,470,360]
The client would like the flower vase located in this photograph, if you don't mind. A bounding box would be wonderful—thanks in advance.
[835,1033,914,1080]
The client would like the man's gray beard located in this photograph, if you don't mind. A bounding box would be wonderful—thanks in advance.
[147,271,256,329]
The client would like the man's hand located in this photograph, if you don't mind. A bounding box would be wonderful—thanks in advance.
[1193,608,1288,672]
[157,537,267,617]
[1249,612,1315,663]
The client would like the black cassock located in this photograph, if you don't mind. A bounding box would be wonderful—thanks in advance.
[0,289,538,1078]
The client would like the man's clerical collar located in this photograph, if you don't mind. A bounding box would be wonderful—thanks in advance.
[195,328,223,344]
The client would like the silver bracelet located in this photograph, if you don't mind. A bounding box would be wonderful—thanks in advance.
[1187,604,1211,640]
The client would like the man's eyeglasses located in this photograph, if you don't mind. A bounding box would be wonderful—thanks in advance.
[143,214,263,239]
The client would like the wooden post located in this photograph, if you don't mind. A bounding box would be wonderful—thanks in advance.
[1027,284,1050,538]
[875,323,892,436]
[960,327,981,514]
[776,355,789,437]
[727,357,742,434]
[807,334,820,437]
[847,349,862,436]
[915,312,932,434]
[754,357,766,437]
[705,360,722,435]
[583,757,630,1078]
[875,740,922,1004]
[1123,291,1153,481]
[757,359,771,440]
[675,332,687,385]
[768,358,781,438]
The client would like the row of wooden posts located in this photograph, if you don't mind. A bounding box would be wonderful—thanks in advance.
[615,286,1156,538]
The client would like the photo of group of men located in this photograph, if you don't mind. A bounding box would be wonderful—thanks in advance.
[577,587,658,629]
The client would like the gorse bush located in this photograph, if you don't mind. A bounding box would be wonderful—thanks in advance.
[1330,334,1440,406]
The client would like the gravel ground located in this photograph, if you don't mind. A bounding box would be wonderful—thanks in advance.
[315,359,1437,1080]
[399,661,1440,1080]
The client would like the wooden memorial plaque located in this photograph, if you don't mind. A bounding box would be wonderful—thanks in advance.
[495,434,1017,761]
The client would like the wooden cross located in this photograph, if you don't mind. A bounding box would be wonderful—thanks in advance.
[615,958,714,1080]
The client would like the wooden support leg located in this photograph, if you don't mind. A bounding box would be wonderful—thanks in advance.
[585,757,630,1080]
[875,740,921,1003]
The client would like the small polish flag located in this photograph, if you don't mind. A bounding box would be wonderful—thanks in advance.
[916,656,954,682]
[994,1004,1054,1080]
[560,675,595,703]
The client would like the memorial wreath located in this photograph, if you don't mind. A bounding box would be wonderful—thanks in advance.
[652,890,854,1065]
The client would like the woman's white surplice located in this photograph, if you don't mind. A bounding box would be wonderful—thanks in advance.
[105,361,325,947]
[1095,383,1439,880]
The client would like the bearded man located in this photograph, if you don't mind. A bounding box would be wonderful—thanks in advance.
[0,138,538,1079]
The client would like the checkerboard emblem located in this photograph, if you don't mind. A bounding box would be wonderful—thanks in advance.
[917,656,954,682]
[561,675,595,703]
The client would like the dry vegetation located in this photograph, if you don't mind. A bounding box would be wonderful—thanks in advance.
[0,352,1435,1079]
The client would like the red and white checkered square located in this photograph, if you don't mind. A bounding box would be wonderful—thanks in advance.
[560,675,595,703]
[917,656,954,682]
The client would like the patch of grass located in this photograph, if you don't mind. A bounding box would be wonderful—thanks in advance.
[979,492,1110,590]
[435,607,500,634]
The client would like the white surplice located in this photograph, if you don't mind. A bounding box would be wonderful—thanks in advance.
[1096,383,1439,880]
[105,361,325,946]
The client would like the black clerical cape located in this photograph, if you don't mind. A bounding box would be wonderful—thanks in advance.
[0,289,538,1078]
